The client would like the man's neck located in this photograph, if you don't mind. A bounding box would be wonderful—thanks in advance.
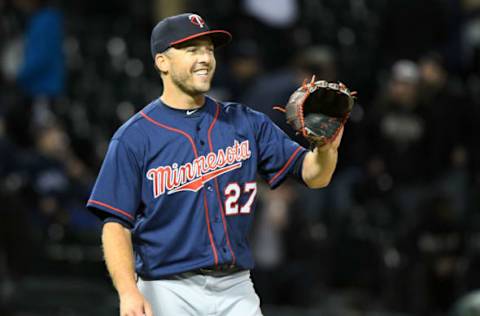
[160,84,205,110]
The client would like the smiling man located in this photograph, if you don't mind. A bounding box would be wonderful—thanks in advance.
[87,13,343,316]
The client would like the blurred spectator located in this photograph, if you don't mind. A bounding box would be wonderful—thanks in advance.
[4,0,65,147]
[252,180,317,306]
[461,0,480,75]
[14,0,64,98]
[0,122,94,284]
[417,53,472,213]
[418,53,471,179]
[210,38,261,101]
[251,182,293,305]
[30,123,95,232]
[398,194,466,315]
[239,0,300,68]
[366,60,428,215]
[216,39,263,102]
[450,290,480,316]
[462,1,480,185]
[243,0,298,29]
[0,132,35,309]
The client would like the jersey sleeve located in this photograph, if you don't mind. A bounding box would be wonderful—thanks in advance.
[248,108,307,188]
[86,139,142,227]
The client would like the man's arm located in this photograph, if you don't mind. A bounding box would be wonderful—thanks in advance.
[102,222,153,316]
[301,127,343,189]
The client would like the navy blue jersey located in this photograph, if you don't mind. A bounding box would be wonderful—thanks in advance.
[87,96,306,279]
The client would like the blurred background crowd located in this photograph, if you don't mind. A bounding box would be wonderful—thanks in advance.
[1,0,480,315]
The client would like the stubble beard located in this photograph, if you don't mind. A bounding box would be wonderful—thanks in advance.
[170,67,213,97]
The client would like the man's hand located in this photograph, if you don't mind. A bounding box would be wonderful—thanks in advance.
[101,222,151,315]
[301,126,343,189]
[119,288,153,316]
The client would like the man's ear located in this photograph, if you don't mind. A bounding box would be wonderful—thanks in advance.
[155,53,169,73]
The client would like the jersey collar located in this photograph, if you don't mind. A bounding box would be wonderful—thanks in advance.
[156,96,217,118]
[150,96,218,128]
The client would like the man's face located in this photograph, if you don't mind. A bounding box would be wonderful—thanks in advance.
[388,80,418,108]
[160,37,216,96]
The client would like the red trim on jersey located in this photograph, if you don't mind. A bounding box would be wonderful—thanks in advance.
[207,102,220,143]
[202,189,218,264]
[140,110,219,266]
[140,111,199,157]
[268,147,303,186]
[208,102,237,265]
[88,199,134,220]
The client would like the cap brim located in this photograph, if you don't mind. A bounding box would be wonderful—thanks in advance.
[170,30,232,49]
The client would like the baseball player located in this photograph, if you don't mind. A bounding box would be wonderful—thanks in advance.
[87,13,345,316]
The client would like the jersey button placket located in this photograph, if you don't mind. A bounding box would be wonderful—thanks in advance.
[205,184,219,223]
[195,121,205,151]
[197,119,228,261]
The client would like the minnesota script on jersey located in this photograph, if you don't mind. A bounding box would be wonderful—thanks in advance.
[87,96,306,279]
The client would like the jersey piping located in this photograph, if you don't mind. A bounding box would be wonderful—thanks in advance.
[208,101,237,265]
[88,199,134,221]
[268,146,304,186]
[139,110,220,266]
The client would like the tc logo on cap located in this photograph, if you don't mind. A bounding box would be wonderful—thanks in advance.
[189,14,205,28]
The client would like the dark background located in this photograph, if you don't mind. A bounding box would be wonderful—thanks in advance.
[1,0,480,315]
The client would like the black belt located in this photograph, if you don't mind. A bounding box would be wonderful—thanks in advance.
[194,264,243,277]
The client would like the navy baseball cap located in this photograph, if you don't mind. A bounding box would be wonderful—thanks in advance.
[150,13,232,58]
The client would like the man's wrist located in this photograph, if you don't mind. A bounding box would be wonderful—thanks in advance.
[117,282,140,297]
[315,143,337,153]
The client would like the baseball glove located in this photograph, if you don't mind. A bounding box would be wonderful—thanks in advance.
[275,76,356,147]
